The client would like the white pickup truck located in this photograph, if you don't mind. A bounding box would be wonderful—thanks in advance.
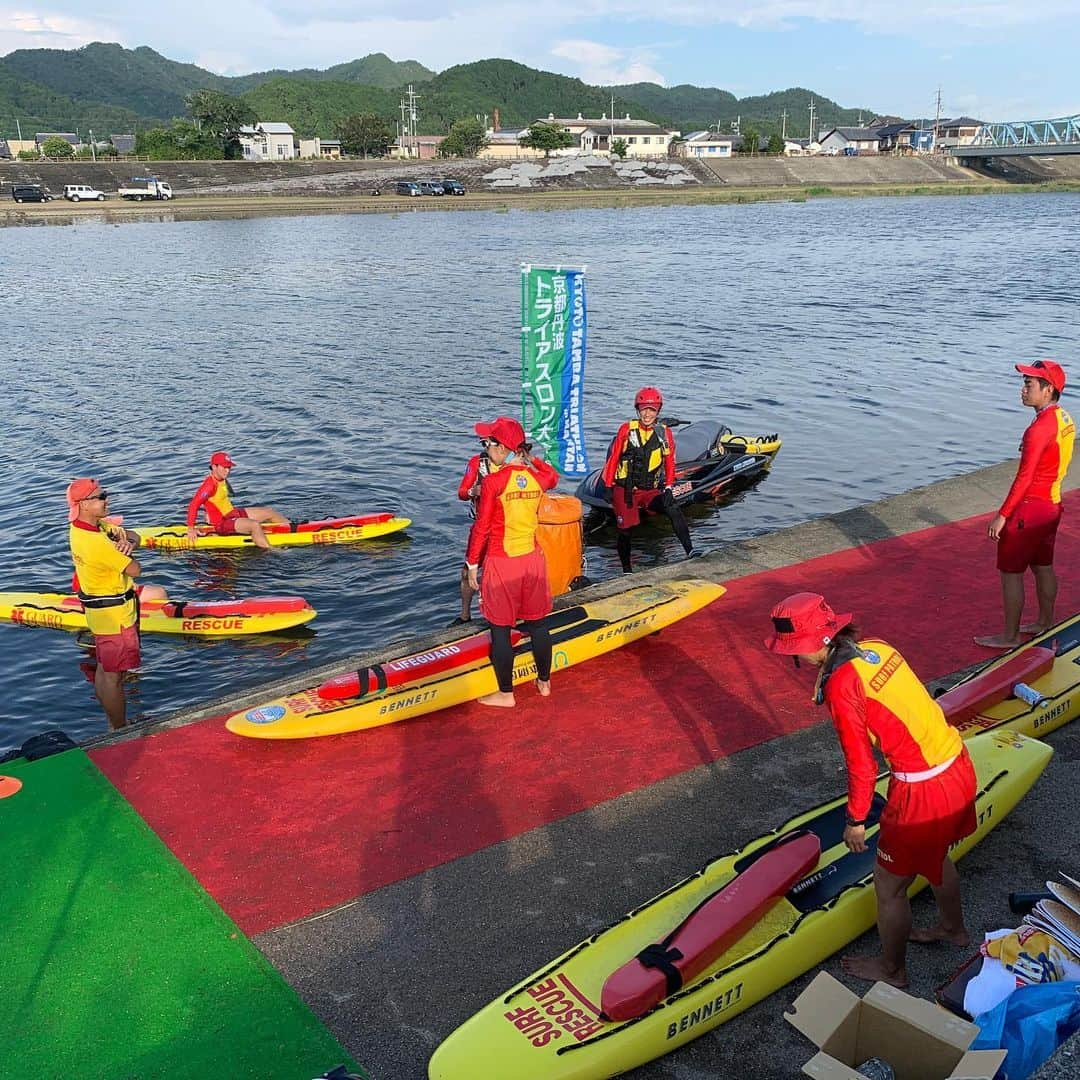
[118,177,173,201]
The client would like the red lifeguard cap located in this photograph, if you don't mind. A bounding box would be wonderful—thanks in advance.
[210,451,236,468]
[1015,360,1065,394]
[475,416,526,451]
[66,477,99,522]
[765,592,853,655]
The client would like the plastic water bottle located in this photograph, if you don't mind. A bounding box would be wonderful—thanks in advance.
[1012,682,1046,707]
[855,1059,895,1080]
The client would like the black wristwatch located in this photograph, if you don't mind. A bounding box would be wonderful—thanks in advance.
[845,816,866,828]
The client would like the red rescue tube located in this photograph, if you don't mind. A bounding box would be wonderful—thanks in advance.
[601,831,821,1022]
[151,596,311,617]
[318,627,527,700]
[939,646,1055,727]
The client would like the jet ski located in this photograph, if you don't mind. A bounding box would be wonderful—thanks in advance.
[575,420,781,517]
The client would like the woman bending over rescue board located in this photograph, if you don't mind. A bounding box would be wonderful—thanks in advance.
[465,416,558,708]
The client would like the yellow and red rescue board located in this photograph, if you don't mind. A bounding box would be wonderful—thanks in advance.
[0,592,316,636]
[136,512,411,550]
[226,579,724,739]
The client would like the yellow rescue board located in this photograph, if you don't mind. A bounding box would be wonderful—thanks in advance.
[136,514,411,550]
[428,730,1052,1080]
[0,592,316,636]
[226,579,724,739]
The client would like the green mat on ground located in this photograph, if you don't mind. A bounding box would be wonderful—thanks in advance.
[0,750,366,1079]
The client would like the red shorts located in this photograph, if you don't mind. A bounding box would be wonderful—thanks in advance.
[876,748,977,884]
[480,548,552,627]
[612,486,662,529]
[997,499,1062,573]
[216,508,250,536]
[94,623,141,673]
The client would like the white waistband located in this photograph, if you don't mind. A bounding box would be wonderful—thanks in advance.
[892,754,959,784]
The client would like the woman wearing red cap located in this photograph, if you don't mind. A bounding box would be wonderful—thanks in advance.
[976,360,1074,648]
[186,451,290,550]
[451,436,502,626]
[600,387,699,572]
[465,416,559,707]
[765,592,977,987]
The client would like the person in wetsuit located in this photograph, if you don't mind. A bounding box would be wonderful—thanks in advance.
[600,387,699,573]
[975,360,1074,649]
[451,438,501,626]
[67,478,166,729]
[765,592,977,988]
[186,451,290,550]
[465,416,559,708]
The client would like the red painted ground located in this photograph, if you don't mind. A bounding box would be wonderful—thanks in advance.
[91,505,1080,935]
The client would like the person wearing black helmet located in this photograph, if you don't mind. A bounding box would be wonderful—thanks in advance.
[600,386,699,572]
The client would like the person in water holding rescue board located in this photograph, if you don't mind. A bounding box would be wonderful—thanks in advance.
[465,416,559,707]
[186,451,290,550]
[601,386,698,573]
[452,438,502,625]
[975,360,1074,650]
[67,478,164,730]
[765,592,977,988]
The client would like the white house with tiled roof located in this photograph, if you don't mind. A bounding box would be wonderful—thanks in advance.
[239,122,298,161]
[538,113,675,157]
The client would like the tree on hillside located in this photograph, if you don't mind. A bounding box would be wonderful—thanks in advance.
[439,117,489,158]
[519,121,576,156]
[610,138,628,159]
[185,88,256,158]
[739,124,760,154]
[767,132,785,155]
[336,112,393,157]
[40,136,74,159]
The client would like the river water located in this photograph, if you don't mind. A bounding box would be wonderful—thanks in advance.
[1,191,1077,748]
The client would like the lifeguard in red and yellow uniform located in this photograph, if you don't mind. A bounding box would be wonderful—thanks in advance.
[465,416,559,708]
[186,451,290,550]
[766,592,977,989]
[600,387,699,572]
[977,359,1074,648]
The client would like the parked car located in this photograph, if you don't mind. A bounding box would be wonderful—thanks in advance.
[418,180,445,196]
[63,184,106,202]
[440,179,466,195]
[10,184,53,203]
[395,181,422,197]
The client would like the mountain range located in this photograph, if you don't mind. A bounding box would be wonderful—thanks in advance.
[0,43,873,142]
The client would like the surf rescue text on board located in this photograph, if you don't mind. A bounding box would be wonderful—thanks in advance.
[11,609,65,629]
[181,618,243,631]
[667,982,744,1039]
[503,975,605,1048]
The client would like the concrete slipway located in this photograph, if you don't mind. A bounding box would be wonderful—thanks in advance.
[82,460,1080,1079]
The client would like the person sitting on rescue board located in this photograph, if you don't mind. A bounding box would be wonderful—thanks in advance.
[600,386,698,573]
[186,451,289,550]
[465,416,559,708]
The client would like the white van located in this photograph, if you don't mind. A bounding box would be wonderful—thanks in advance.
[63,184,106,202]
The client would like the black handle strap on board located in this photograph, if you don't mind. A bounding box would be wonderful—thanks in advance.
[636,942,686,997]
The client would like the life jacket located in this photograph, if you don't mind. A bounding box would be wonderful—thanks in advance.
[616,421,669,492]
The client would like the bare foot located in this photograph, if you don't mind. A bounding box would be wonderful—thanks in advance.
[536,679,551,697]
[840,954,907,987]
[909,924,970,946]
[477,691,516,708]
[1020,622,1048,635]
[973,634,1021,649]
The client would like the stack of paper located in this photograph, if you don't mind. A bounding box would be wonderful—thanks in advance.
[1024,872,1080,958]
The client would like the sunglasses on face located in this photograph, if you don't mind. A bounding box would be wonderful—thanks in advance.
[84,491,109,501]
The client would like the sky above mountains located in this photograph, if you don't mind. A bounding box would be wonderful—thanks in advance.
[2,2,1076,123]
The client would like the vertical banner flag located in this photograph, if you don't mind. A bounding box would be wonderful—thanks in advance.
[521,265,589,478]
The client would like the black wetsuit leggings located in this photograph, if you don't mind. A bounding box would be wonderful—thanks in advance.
[491,620,552,694]
[616,489,693,571]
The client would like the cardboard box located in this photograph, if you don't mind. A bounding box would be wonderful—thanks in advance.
[785,971,1007,1079]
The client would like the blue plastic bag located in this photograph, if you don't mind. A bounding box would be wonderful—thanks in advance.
[972,981,1080,1080]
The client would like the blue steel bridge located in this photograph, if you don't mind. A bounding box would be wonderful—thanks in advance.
[951,114,1080,158]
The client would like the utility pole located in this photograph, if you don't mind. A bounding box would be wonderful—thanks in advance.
[781,109,788,140]
[933,86,943,152]
[610,91,615,147]
[16,118,22,141]
[89,127,96,161]
[808,98,817,143]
